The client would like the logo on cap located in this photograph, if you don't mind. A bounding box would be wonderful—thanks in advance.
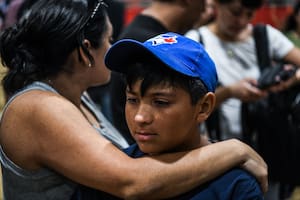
[148,35,178,46]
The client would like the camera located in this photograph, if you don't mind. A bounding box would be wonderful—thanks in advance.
[257,63,296,89]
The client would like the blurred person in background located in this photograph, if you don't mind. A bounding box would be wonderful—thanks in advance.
[186,0,300,199]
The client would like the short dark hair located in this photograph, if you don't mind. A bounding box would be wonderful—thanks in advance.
[125,59,208,105]
[0,0,108,97]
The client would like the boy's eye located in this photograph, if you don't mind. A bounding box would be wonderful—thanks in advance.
[153,100,170,106]
[126,97,138,104]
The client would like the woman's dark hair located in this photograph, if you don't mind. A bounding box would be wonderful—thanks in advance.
[284,1,300,32]
[126,59,208,105]
[0,0,108,97]
[216,0,264,10]
[17,0,39,21]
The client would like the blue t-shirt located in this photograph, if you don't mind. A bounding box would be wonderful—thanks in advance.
[124,144,264,200]
[74,144,264,200]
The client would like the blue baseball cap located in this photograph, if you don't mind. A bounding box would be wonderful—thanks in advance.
[105,32,218,92]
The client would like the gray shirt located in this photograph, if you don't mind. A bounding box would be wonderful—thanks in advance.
[0,81,129,200]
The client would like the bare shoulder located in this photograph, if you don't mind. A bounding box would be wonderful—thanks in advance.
[1,90,79,130]
[0,90,100,170]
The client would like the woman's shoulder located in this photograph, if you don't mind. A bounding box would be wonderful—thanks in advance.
[0,87,80,148]
[264,24,294,58]
[0,87,92,170]
[5,88,73,120]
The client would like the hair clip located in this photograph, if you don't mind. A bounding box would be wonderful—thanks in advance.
[90,0,107,20]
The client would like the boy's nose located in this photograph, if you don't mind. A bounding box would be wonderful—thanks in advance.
[134,104,153,124]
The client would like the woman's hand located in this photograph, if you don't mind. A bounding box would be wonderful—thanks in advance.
[228,78,268,102]
[267,65,300,92]
[232,139,268,193]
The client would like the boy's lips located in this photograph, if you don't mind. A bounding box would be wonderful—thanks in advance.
[134,131,157,142]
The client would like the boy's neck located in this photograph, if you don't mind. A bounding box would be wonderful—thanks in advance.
[189,134,211,150]
[163,132,211,154]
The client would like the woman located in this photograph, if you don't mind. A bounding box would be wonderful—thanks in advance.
[0,0,267,199]
[186,0,300,140]
[185,0,300,199]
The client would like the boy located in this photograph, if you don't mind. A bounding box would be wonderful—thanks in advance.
[76,33,264,199]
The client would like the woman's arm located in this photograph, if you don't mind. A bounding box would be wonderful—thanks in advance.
[3,91,267,199]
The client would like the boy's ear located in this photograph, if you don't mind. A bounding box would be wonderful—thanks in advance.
[196,92,216,122]
[78,39,92,66]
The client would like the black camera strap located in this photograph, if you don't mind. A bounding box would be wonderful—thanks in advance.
[253,23,270,71]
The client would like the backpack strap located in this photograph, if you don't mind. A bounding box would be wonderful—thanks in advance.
[253,23,270,70]
[197,30,203,45]
[242,24,270,145]
[189,28,204,45]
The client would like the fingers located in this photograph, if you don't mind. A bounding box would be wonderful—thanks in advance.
[260,171,269,194]
[238,81,267,101]
[241,158,268,193]
[234,140,268,193]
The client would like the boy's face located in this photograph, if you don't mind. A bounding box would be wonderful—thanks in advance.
[125,79,202,154]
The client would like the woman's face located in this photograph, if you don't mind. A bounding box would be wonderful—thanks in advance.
[215,0,256,38]
[200,0,215,25]
[90,17,112,86]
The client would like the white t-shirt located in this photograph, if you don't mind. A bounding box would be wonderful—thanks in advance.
[185,24,294,139]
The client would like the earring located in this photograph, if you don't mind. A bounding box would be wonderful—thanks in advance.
[88,63,92,68]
